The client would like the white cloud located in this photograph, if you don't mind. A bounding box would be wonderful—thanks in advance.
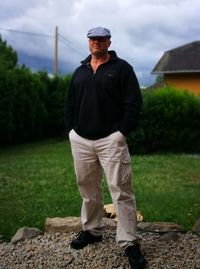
[1,0,200,85]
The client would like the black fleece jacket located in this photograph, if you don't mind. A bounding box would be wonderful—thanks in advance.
[64,50,142,140]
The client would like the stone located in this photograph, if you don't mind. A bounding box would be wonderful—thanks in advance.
[45,217,81,233]
[11,227,42,244]
[104,204,116,219]
[137,221,183,232]
[45,217,117,234]
[192,218,200,232]
[104,203,143,222]
[159,232,180,242]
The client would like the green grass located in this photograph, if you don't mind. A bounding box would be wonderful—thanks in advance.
[0,139,200,241]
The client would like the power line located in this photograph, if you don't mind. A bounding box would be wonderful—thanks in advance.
[58,35,86,57]
[58,33,73,45]
[59,33,87,57]
[0,26,88,75]
[0,26,87,57]
[0,27,53,38]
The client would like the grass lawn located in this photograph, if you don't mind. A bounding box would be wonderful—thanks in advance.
[0,138,200,241]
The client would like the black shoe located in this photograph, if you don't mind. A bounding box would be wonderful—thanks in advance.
[125,244,146,269]
[70,230,102,250]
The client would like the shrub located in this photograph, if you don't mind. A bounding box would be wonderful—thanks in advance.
[2,67,48,143]
[128,87,200,153]
[0,68,71,144]
[44,74,71,137]
[0,36,72,144]
[0,66,15,143]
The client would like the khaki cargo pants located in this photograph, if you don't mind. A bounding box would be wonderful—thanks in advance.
[69,129,138,247]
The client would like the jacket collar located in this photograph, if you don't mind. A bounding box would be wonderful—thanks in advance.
[81,50,118,66]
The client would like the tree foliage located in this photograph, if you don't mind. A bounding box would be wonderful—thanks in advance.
[0,37,71,144]
[128,87,200,153]
[0,35,17,70]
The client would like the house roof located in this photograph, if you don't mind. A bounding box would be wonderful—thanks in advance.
[152,41,200,74]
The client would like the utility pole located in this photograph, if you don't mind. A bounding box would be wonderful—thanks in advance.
[54,26,58,76]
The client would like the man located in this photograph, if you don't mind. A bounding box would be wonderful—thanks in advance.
[64,26,146,269]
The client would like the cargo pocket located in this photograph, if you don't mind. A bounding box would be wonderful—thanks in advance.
[120,147,132,185]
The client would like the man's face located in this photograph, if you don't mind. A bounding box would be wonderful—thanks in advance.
[88,37,111,57]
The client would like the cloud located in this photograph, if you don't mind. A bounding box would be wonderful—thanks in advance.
[1,0,200,85]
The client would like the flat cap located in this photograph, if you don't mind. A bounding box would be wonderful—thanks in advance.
[87,26,111,38]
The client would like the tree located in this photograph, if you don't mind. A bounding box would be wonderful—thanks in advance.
[0,36,72,144]
[0,35,18,69]
[0,36,18,142]
[44,74,72,137]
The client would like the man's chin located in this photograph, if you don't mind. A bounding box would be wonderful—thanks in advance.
[92,51,107,57]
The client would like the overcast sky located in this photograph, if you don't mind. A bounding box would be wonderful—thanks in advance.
[1,0,200,86]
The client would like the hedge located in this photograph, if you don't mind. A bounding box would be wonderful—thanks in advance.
[0,67,71,144]
[128,87,200,153]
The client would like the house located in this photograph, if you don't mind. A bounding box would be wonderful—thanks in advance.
[151,41,200,95]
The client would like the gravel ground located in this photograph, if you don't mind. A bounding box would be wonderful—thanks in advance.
[0,229,200,269]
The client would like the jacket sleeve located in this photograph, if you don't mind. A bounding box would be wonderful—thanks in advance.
[119,62,142,136]
[64,74,76,135]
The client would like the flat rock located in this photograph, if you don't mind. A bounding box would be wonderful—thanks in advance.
[11,227,42,244]
[137,221,183,232]
[45,217,117,234]
[159,232,180,242]
[45,217,81,233]
[104,204,143,222]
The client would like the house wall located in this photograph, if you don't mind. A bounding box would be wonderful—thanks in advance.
[164,73,200,95]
